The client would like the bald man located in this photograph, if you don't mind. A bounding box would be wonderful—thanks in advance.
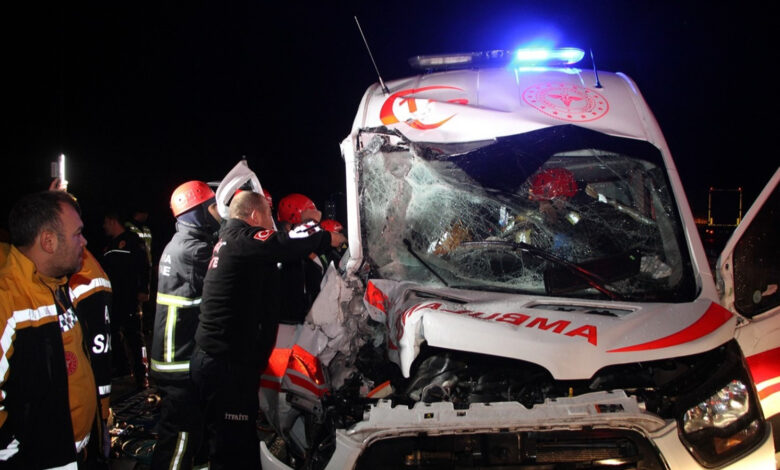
[191,191,345,469]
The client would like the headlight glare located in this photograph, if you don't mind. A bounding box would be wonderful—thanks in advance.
[682,380,749,433]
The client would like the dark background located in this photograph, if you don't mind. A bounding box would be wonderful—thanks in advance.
[3,1,776,256]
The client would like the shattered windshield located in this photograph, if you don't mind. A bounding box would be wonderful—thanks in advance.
[358,125,696,301]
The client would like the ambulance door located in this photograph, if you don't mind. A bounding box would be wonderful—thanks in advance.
[720,167,780,427]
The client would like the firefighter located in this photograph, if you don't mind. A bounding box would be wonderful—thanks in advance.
[276,193,329,324]
[0,191,106,468]
[319,218,348,268]
[102,209,150,389]
[523,167,648,261]
[191,190,345,469]
[125,207,153,267]
[149,180,220,470]
[125,206,156,336]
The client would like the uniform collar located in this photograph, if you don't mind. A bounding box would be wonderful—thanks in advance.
[175,221,218,244]
[6,245,67,289]
[223,218,269,231]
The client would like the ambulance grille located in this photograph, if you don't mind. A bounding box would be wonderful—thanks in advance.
[355,429,666,469]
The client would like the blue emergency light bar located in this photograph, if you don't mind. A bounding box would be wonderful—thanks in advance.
[514,48,584,65]
[409,47,585,71]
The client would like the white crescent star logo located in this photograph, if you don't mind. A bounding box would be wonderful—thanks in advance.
[254,230,274,242]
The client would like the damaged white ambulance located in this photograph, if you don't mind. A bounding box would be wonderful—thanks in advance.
[259,48,780,469]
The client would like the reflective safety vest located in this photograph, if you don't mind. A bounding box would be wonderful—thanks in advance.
[0,246,102,468]
[151,223,215,381]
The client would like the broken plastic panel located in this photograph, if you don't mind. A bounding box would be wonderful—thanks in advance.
[358,125,696,301]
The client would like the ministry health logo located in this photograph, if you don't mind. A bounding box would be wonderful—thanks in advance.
[522,83,609,122]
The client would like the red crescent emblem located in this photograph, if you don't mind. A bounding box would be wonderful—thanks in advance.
[380,86,468,130]
[253,230,274,242]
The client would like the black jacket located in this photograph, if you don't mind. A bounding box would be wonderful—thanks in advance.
[279,255,325,324]
[102,230,150,315]
[70,249,114,410]
[195,218,331,368]
[151,222,216,381]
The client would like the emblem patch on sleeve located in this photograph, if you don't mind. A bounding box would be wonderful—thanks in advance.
[254,230,274,242]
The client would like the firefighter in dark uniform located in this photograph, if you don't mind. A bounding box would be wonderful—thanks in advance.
[126,206,157,336]
[150,181,220,470]
[191,190,346,469]
[102,210,151,389]
[277,193,329,324]
[319,218,348,268]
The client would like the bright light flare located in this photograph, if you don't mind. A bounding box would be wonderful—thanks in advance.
[514,47,585,65]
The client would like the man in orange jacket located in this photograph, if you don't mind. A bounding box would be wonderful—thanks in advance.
[0,191,106,468]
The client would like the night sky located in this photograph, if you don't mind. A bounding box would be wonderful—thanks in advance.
[3,1,776,254]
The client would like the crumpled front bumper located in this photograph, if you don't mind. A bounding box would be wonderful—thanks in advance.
[259,390,776,469]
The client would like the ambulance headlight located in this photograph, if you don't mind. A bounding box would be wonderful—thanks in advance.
[676,345,766,467]
[682,380,750,434]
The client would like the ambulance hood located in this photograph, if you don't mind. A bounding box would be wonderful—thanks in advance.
[364,279,736,380]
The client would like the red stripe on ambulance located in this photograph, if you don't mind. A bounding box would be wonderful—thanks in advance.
[607,303,732,353]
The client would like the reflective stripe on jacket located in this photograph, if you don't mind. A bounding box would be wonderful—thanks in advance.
[151,223,215,381]
[0,245,100,469]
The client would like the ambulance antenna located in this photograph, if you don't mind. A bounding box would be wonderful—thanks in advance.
[354,16,390,95]
[590,49,603,88]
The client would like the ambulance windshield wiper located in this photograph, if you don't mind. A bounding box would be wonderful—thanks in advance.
[459,240,623,300]
[403,238,450,287]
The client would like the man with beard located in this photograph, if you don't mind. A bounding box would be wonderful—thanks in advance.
[0,190,106,468]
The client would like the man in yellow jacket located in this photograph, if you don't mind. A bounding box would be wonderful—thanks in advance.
[70,248,113,425]
[0,191,106,469]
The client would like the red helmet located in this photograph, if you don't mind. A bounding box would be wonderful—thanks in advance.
[529,168,577,201]
[171,181,215,217]
[320,219,343,233]
[277,193,316,225]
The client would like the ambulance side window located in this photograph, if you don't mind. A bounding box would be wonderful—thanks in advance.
[732,186,780,318]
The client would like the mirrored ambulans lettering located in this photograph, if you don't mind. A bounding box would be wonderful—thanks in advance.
[379,86,468,130]
[394,302,598,346]
[391,302,435,349]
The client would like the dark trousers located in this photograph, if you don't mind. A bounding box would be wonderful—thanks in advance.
[111,304,147,386]
[190,348,260,470]
[151,379,207,470]
[76,417,110,470]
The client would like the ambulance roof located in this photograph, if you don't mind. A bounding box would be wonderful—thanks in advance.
[354,66,665,147]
